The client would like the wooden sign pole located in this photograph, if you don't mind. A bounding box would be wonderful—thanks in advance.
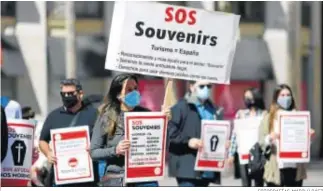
[162,78,177,110]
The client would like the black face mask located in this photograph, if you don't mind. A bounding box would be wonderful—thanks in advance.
[244,98,255,109]
[61,95,79,109]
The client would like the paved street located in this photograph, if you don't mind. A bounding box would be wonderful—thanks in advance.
[159,161,323,186]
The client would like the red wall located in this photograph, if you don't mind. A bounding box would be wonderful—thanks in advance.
[213,81,261,120]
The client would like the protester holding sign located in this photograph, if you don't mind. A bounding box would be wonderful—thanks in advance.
[167,81,226,187]
[227,87,266,186]
[258,84,314,187]
[1,106,8,162]
[90,74,170,187]
[39,78,99,187]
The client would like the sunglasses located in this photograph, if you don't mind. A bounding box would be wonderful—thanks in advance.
[199,84,212,89]
[60,91,77,97]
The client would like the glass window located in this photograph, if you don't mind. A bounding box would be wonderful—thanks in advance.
[47,1,104,19]
[301,2,310,27]
[75,1,104,19]
[1,1,16,17]
[231,1,264,22]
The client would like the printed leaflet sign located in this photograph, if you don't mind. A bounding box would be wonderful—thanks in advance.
[234,117,262,164]
[1,119,35,187]
[124,112,167,183]
[51,126,94,185]
[105,2,240,84]
[277,111,311,163]
[195,120,230,172]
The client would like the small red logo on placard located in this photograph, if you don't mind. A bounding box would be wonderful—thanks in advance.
[68,158,78,168]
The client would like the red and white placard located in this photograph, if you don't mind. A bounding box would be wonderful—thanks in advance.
[51,126,94,185]
[1,119,35,187]
[124,112,167,183]
[277,111,311,163]
[194,120,230,172]
[234,117,262,164]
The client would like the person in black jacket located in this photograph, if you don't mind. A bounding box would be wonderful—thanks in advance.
[1,106,9,162]
[167,81,226,187]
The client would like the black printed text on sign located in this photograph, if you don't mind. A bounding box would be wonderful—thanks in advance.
[124,112,167,183]
[105,2,240,84]
[195,120,230,172]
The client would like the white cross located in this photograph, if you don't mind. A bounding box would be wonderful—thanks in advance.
[15,143,23,163]
[211,136,217,151]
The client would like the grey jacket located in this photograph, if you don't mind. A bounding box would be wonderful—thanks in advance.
[90,106,149,175]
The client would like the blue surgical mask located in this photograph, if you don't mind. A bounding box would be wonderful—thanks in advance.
[123,90,141,108]
[196,86,210,100]
[277,96,292,110]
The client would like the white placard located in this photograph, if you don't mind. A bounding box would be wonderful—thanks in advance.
[124,112,167,183]
[51,126,94,185]
[234,117,263,164]
[1,119,35,186]
[105,2,240,84]
[277,111,311,163]
[194,120,230,172]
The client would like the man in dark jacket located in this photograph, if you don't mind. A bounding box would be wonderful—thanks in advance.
[167,81,224,187]
[1,106,8,162]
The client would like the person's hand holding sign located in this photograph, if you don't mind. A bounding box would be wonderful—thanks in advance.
[270,132,280,141]
[116,140,131,155]
[46,151,57,164]
[188,138,203,150]
[161,105,171,121]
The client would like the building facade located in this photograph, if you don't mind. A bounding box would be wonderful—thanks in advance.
[1,1,322,157]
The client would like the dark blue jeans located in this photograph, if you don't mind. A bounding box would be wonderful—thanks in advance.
[176,178,210,187]
[127,181,159,187]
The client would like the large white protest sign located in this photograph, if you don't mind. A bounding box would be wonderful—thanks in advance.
[105,2,240,84]
[124,112,167,183]
[51,126,94,185]
[1,119,35,187]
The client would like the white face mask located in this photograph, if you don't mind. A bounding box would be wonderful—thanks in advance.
[277,96,292,110]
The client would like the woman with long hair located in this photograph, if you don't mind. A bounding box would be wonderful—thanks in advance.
[90,73,169,187]
[227,87,267,186]
[258,84,314,186]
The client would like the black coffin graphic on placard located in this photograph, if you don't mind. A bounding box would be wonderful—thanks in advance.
[210,135,219,152]
[11,140,27,166]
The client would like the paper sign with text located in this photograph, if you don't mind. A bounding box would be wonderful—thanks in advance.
[51,126,94,185]
[234,117,263,164]
[105,2,240,84]
[1,119,35,187]
[195,120,230,172]
[277,111,311,163]
[124,112,167,183]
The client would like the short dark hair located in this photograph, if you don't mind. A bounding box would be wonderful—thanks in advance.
[60,78,82,91]
[189,81,196,85]
[22,106,35,119]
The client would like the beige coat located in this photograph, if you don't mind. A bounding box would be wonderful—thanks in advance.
[258,113,307,185]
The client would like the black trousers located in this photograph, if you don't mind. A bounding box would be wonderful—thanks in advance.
[267,168,298,187]
[240,164,264,187]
